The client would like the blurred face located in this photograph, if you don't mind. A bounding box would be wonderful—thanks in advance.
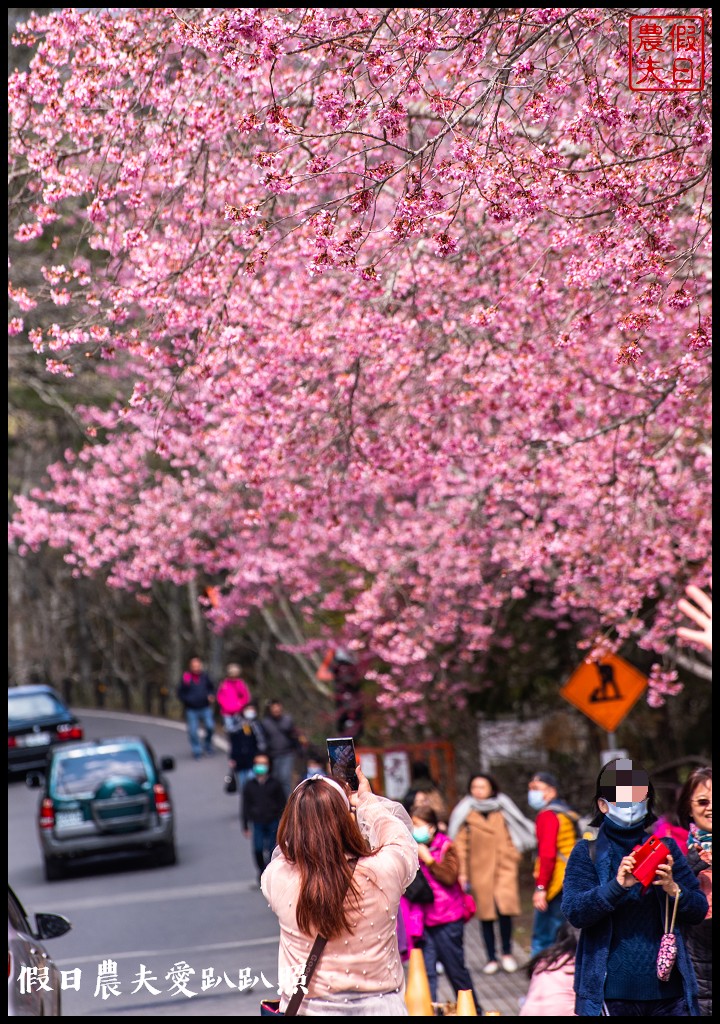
[691,779,712,832]
[470,777,493,800]
[253,756,270,777]
[529,779,555,803]
[269,702,282,717]
[411,816,435,844]
[189,658,203,674]
[606,784,649,803]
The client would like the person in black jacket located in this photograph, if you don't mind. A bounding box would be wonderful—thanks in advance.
[242,753,287,885]
[229,702,267,791]
[677,766,712,1017]
[176,656,215,760]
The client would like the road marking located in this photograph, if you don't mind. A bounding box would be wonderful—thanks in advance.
[62,879,261,910]
[57,934,280,967]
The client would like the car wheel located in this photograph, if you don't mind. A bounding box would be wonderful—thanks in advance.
[155,842,177,867]
[43,856,64,882]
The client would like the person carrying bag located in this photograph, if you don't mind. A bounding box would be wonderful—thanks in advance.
[261,860,358,1016]
[261,768,417,1015]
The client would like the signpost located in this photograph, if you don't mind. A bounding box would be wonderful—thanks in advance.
[560,653,648,739]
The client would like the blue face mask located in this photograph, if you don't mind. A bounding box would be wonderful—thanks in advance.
[253,764,269,777]
[412,826,432,845]
[604,800,648,828]
[528,790,546,811]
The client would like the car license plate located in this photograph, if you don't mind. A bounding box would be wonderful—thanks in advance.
[19,732,51,746]
[55,810,84,829]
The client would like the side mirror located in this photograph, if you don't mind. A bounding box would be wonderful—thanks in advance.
[35,912,72,940]
[25,773,44,789]
[160,757,175,772]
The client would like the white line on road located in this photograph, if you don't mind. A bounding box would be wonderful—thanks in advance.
[57,934,280,967]
[63,879,260,910]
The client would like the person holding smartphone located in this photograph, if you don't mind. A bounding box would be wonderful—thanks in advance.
[261,764,418,1015]
[561,758,707,1016]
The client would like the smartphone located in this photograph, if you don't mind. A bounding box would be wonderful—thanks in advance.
[326,737,359,791]
[631,835,670,890]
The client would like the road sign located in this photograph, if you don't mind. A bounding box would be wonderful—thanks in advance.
[560,654,648,732]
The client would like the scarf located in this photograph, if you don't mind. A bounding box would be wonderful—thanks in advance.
[688,822,712,857]
[448,793,537,853]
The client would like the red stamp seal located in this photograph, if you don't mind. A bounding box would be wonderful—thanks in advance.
[629,16,705,92]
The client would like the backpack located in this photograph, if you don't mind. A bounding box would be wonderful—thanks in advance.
[537,801,585,901]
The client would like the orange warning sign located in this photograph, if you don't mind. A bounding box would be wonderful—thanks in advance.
[560,654,648,732]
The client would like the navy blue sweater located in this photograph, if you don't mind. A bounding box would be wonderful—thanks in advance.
[561,818,708,1016]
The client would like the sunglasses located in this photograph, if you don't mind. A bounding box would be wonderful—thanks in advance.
[691,798,712,808]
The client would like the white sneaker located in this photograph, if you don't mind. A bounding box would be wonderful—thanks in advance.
[482,960,499,975]
[501,954,518,973]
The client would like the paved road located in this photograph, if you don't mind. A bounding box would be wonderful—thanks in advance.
[8,709,280,1016]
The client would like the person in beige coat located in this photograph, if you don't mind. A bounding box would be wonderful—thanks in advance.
[450,772,537,976]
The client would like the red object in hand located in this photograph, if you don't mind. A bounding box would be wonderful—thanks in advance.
[631,835,671,890]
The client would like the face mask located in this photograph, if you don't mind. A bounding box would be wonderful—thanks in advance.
[412,826,432,845]
[253,764,269,777]
[244,709,257,720]
[528,790,546,811]
[604,800,648,828]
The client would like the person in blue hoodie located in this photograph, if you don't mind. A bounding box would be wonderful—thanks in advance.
[562,758,708,1016]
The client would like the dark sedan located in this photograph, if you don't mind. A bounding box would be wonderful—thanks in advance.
[8,685,84,778]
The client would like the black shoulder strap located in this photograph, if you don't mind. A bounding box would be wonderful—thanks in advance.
[284,857,359,1016]
[588,838,597,864]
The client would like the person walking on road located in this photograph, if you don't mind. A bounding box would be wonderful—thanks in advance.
[242,753,287,886]
[176,656,216,760]
[228,701,267,793]
[450,771,536,975]
[528,770,580,957]
[216,662,252,732]
[261,698,301,798]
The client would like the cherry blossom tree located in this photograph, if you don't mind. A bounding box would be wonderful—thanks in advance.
[8,8,712,725]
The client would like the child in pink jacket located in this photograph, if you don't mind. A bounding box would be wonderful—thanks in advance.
[519,920,578,1016]
[412,807,482,1014]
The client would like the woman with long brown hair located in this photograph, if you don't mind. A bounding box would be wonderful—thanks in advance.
[261,766,417,1015]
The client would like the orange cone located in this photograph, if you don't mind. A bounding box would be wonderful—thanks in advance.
[456,989,478,1016]
[405,947,434,1015]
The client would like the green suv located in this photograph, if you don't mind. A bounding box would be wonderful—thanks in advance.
[30,736,177,881]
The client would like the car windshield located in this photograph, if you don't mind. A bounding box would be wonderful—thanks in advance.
[53,748,150,796]
[8,692,66,723]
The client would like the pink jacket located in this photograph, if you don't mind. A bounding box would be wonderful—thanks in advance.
[216,677,251,715]
[519,959,577,1016]
[421,832,467,928]
[262,793,417,1005]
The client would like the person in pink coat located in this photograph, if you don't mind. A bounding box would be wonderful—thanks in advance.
[216,662,251,731]
[519,920,578,1016]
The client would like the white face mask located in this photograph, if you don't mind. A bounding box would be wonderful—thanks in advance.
[244,709,257,720]
[528,790,547,811]
[604,800,648,827]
